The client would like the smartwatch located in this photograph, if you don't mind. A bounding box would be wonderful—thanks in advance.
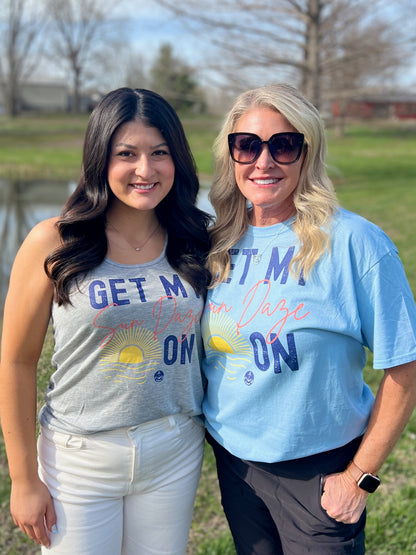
[347,461,381,493]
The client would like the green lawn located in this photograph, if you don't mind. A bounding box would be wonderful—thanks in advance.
[0,112,219,181]
[1,116,416,554]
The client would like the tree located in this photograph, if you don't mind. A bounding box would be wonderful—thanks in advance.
[116,52,148,91]
[158,0,415,110]
[149,43,206,113]
[46,0,120,113]
[0,0,46,116]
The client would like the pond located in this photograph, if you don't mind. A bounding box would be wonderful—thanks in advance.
[0,179,213,312]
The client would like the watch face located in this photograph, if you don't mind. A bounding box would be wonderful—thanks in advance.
[358,473,381,493]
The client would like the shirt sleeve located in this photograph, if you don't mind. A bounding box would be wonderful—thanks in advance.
[356,250,416,369]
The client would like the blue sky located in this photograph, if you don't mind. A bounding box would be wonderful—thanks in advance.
[35,1,416,91]
[126,6,206,64]
[125,2,416,89]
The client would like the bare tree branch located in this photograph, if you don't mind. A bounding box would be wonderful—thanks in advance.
[46,0,122,113]
[0,0,46,116]
[158,0,414,109]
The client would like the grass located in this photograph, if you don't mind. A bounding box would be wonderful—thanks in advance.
[0,112,220,181]
[327,121,416,292]
[0,113,87,180]
[1,116,416,554]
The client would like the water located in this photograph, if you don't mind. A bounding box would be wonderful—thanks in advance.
[0,179,213,311]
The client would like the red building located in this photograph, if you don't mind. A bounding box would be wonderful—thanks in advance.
[332,93,416,120]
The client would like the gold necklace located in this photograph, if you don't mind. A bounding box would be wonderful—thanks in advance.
[108,220,160,252]
[252,225,285,265]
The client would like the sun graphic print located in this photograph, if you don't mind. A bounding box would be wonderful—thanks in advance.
[99,326,162,384]
[203,310,252,382]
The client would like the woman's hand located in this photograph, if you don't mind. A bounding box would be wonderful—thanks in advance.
[11,478,57,547]
[321,361,416,526]
[321,471,368,524]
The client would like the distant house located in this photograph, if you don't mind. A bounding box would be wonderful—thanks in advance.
[332,92,416,120]
[0,80,69,113]
[0,80,102,113]
[20,81,70,112]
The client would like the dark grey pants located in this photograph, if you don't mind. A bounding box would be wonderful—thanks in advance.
[207,433,366,555]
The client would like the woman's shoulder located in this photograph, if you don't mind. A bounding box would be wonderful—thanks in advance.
[7,218,60,303]
[333,207,392,238]
[28,216,60,238]
[19,217,61,258]
[334,207,376,228]
[331,207,397,255]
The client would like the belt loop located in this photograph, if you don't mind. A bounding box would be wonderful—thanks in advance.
[168,415,176,429]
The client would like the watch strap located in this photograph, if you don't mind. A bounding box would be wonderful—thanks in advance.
[346,460,380,492]
[346,460,366,481]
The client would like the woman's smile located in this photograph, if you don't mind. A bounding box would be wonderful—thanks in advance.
[130,181,158,190]
[250,177,283,186]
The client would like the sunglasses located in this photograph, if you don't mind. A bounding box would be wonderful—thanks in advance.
[228,132,305,165]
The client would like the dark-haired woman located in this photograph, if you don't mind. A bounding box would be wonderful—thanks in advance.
[0,88,211,554]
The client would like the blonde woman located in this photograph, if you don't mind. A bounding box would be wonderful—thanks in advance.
[201,83,416,554]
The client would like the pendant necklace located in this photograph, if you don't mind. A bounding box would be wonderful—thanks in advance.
[252,225,285,265]
[108,220,160,252]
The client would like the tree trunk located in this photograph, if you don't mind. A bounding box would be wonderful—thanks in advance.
[305,0,322,109]
[72,67,81,113]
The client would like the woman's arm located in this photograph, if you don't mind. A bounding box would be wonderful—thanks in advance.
[321,360,416,523]
[0,218,59,547]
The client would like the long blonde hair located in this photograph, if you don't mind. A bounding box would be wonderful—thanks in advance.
[207,83,338,285]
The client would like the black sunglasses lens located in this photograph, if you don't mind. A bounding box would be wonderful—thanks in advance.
[229,133,304,164]
[269,134,302,164]
[231,135,261,163]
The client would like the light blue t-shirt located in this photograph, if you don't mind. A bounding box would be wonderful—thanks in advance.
[201,208,416,462]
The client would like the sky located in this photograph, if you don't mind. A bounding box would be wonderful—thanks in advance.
[32,1,416,92]
[125,5,208,68]
[123,2,416,90]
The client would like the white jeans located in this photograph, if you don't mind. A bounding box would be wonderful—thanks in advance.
[38,414,204,554]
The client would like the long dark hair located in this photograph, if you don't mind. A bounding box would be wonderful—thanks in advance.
[45,88,212,304]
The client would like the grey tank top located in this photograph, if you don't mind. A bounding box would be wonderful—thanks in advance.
[39,248,204,434]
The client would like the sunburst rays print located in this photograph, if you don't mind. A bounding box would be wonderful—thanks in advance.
[203,311,251,381]
[99,326,162,384]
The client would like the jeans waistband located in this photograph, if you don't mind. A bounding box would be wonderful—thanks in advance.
[41,413,196,443]
[246,435,363,478]
[128,413,192,433]
[206,431,363,480]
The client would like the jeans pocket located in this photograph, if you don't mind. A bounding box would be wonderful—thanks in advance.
[316,473,333,520]
[39,426,85,451]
